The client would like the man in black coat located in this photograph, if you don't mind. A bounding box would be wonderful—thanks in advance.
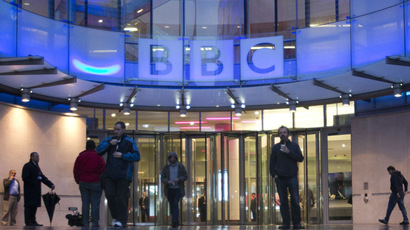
[139,192,150,222]
[22,152,55,227]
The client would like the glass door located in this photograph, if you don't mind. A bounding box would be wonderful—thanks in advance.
[321,128,352,224]
[220,132,258,224]
[135,136,158,224]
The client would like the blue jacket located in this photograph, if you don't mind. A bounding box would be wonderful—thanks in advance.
[97,134,140,181]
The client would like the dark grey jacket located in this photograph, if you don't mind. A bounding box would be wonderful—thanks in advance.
[161,152,188,197]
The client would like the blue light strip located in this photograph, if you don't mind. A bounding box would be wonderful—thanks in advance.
[72,59,121,75]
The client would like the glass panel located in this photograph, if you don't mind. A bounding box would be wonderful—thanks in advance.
[277,0,298,38]
[328,134,352,220]
[153,0,181,36]
[247,0,275,35]
[106,109,136,130]
[223,136,240,222]
[295,105,324,128]
[192,137,207,222]
[258,133,271,224]
[351,0,398,17]
[351,5,405,67]
[245,135,257,222]
[233,110,262,131]
[309,0,336,26]
[69,25,125,82]
[21,0,49,18]
[304,133,320,223]
[170,111,200,131]
[137,137,157,223]
[263,109,293,131]
[296,21,351,80]
[326,103,354,127]
[297,135,306,223]
[201,111,232,132]
[18,9,69,72]
[185,0,244,37]
[124,0,151,42]
[138,111,169,131]
[0,1,17,57]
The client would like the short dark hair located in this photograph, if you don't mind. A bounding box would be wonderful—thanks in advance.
[115,121,126,129]
[86,140,96,150]
[30,152,38,158]
[278,126,290,134]
[387,166,396,171]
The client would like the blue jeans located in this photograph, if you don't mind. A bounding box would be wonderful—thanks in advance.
[79,182,103,227]
[275,176,301,226]
[384,192,408,222]
[167,189,181,225]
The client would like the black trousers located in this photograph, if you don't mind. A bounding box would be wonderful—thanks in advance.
[24,206,38,226]
[105,177,130,226]
[141,208,149,222]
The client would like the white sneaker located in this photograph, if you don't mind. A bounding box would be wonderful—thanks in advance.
[114,221,123,227]
[111,219,117,226]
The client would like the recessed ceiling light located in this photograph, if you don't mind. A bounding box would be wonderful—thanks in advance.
[98,19,103,23]
[111,113,116,117]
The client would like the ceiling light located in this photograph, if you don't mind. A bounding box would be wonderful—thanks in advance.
[111,113,116,117]
[98,19,103,23]
[289,101,296,113]
[235,108,242,116]
[186,105,191,109]
[393,83,402,97]
[123,103,131,115]
[123,107,130,115]
[231,104,236,109]
[142,124,149,128]
[180,109,187,117]
[240,103,246,109]
[69,98,79,111]
[21,88,31,102]
[341,93,351,106]
[176,104,181,109]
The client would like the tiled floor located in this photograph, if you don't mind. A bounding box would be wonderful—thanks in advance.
[0,224,406,230]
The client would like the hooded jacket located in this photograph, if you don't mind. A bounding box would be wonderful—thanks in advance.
[161,152,188,197]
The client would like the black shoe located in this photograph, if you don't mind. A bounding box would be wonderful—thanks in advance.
[278,225,291,229]
[400,221,409,225]
[171,221,179,228]
[378,219,388,224]
[293,224,305,229]
[34,223,43,226]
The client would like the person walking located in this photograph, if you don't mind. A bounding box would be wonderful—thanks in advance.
[379,166,409,225]
[74,140,106,227]
[97,121,140,227]
[270,126,305,229]
[22,152,55,227]
[161,152,188,228]
[2,170,21,226]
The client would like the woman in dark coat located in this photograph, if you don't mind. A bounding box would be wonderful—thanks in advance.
[22,152,54,226]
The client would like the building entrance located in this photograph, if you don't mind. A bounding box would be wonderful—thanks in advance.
[90,128,350,226]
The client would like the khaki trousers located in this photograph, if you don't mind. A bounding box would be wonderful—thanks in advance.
[2,196,19,226]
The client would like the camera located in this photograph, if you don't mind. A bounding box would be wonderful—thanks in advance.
[66,207,83,227]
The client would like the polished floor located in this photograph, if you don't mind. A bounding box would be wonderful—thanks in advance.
[0,224,407,230]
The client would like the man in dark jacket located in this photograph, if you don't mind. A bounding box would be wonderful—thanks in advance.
[139,191,150,222]
[97,121,140,227]
[161,152,188,228]
[22,152,55,227]
[379,166,409,225]
[270,126,304,229]
[2,170,21,226]
[74,140,106,227]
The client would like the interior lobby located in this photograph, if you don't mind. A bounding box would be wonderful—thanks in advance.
[0,0,410,229]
